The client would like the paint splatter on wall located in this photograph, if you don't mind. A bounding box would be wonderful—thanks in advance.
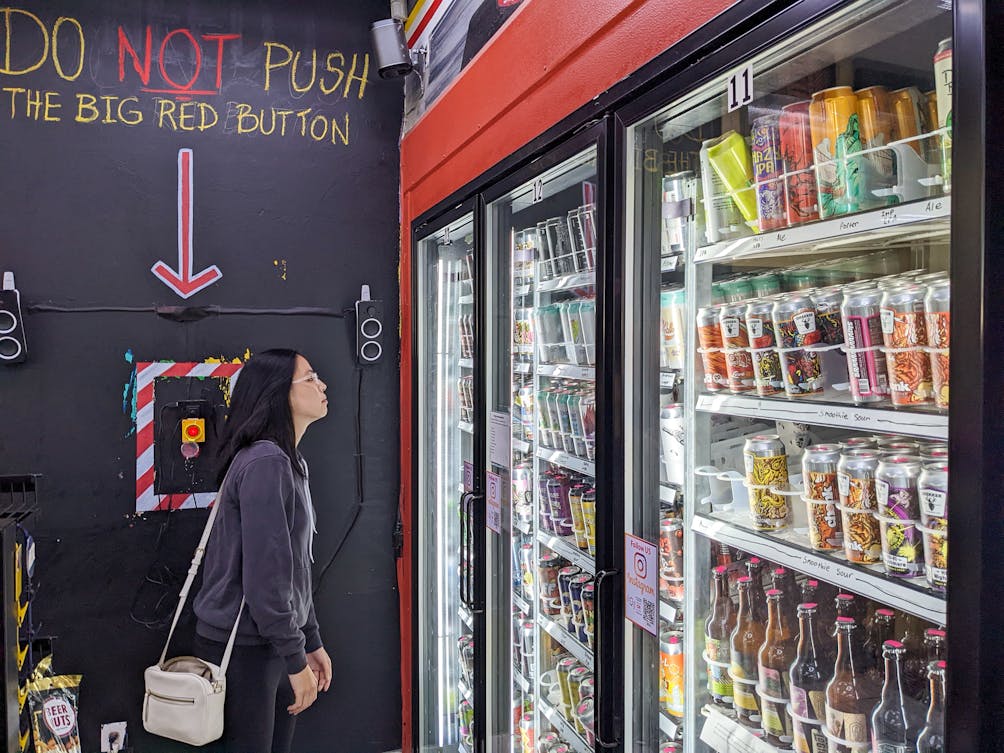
[121,349,137,436]
[273,259,288,280]
[203,350,251,405]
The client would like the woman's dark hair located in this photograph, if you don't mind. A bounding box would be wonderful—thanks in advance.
[217,348,305,482]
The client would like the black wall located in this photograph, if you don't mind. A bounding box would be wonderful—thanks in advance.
[0,1,402,751]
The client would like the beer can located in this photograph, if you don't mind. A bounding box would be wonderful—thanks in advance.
[934,38,953,192]
[556,656,579,715]
[569,573,592,642]
[856,86,897,193]
[520,619,536,674]
[751,273,783,297]
[838,449,882,564]
[557,566,581,626]
[706,131,759,227]
[746,299,784,396]
[875,455,923,520]
[546,476,574,536]
[538,553,563,615]
[743,434,790,530]
[779,101,820,225]
[876,437,919,456]
[660,630,685,719]
[890,86,926,154]
[537,732,560,753]
[751,115,788,232]
[773,294,824,397]
[581,583,595,648]
[700,137,750,245]
[918,461,948,529]
[662,171,698,255]
[809,86,863,217]
[719,302,756,394]
[660,517,685,601]
[881,285,933,406]
[697,305,729,392]
[923,90,939,136]
[837,449,881,510]
[581,489,597,557]
[568,484,588,551]
[841,288,890,403]
[801,444,843,551]
[842,436,878,450]
[810,288,844,345]
[925,279,950,409]
[567,666,591,723]
[725,277,756,303]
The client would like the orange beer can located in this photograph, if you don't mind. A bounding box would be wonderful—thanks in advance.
[856,86,896,188]
[890,86,925,154]
[809,86,862,218]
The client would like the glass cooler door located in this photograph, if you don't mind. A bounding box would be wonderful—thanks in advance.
[486,146,601,753]
[416,211,481,753]
[625,2,952,751]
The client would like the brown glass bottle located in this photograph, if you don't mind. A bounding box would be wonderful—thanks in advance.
[824,617,881,751]
[771,566,800,626]
[918,628,947,707]
[899,613,928,701]
[730,576,764,728]
[789,603,831,753]
[916,661,946,753]
[864,608,896,686]
[758,589,795,747]
[746,558,769,624]
[870,640,925,752]
[704,565,736,709]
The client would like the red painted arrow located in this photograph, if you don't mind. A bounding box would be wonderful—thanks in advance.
[151,148,222,299]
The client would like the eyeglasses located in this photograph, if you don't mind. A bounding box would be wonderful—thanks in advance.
[292,371,323,385]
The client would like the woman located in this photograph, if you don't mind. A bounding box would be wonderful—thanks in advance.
[193,349,333,753]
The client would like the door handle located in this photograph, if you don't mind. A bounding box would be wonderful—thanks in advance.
[594,568,622,749]
[460,492,474,610]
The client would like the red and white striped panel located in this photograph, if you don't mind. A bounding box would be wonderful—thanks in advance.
[135,361,243,512]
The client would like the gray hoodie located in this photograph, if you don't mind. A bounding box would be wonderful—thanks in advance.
[194,440,321,674]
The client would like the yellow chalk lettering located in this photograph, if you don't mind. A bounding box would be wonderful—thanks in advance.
[263,41,293,92]
[24,89,42,119]
[100,95,117,123]
[43,90,60,121]
[275,109,293,135]
[197,102,217,131]
[295,108,311,136]
[309,113,327,142]
[1,8,48,76]
[320,52,344,96]
[331,112,349,145]
[118,96,142,125]
[259,107,276,136]
[177,101,196,131]
[75,92,99,123]
[156,98,178,130]
[52,16,84,81]
[291,48,317,94]
[344,53,369,99]
[3,87,24,118]
[236,102,258,134]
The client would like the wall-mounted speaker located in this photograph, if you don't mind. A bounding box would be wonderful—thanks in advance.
[0,273,27,365]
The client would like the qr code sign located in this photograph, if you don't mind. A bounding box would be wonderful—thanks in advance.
[643,599,656,625]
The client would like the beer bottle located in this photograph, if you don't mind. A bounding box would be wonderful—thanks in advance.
[919,629,947,706]
[871,640,925,752]
[824,617,881,750]
[705,565,736,710]
[916,661,946,753]
[746,558,769,623]
[789,602,831,753]
[899,613,928,702]
[771,566,800,627]
[801,578,819,604]
[758,589,795,747]
[730,576,764,728]
[864,608,896,686]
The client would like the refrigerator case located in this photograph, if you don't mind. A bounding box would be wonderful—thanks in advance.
[625,1,953,751]
[487,147,601,753]
[415,212,481,753]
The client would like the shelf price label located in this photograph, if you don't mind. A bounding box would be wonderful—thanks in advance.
[727,62,754,113]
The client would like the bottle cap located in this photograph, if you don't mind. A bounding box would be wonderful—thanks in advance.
[883,640,905,650]
[797,603,818,612]
[766,589,782,598]
[737,575,752,584]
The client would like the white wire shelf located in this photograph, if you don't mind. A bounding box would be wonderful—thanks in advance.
[693,195,951,264]
[660,711,683,740]
[536,530,595,575]
[537,271,596,294]
[512,437,532,455]
[458,358,473,369]
[513,592,532,616]
[538,614,593,669]
[458,421,475,434]
[538,363,595,380]
[513,667,531,694]
[699,706,783,753]
[695,393,947,441]
[536,448,595,477]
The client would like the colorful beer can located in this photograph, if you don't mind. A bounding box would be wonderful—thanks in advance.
[801,444,843,551]
[745,299,784,396]
[925,279,950,409]
[773,294,824,397]
[918,462,948,529]
[779,101,820,225]
[809,86,863,217]
[841,288,890,403]
[720,302,756,394]
[751,115,788,232]
[934,38,953,192]
[837,449,882,565]
[890,86,926,154]
[697,305,729,392]
[743,434,790,530]
[856,85,897,196]
[875,456,923,520]
[881,284,934,406]
[810,288,844,345]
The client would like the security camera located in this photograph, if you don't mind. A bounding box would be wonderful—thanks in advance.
[371,19,413,79]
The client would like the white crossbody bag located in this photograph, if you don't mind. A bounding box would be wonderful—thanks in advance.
[142,469,245,747]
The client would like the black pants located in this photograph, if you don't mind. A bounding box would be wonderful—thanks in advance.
[194,634,297,753]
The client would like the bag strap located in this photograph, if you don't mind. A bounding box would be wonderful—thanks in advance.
[158,464,245,671]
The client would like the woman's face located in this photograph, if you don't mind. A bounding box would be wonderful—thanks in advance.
[289,354,328,425]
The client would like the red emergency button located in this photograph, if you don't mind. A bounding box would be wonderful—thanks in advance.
[181,418,206,443]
